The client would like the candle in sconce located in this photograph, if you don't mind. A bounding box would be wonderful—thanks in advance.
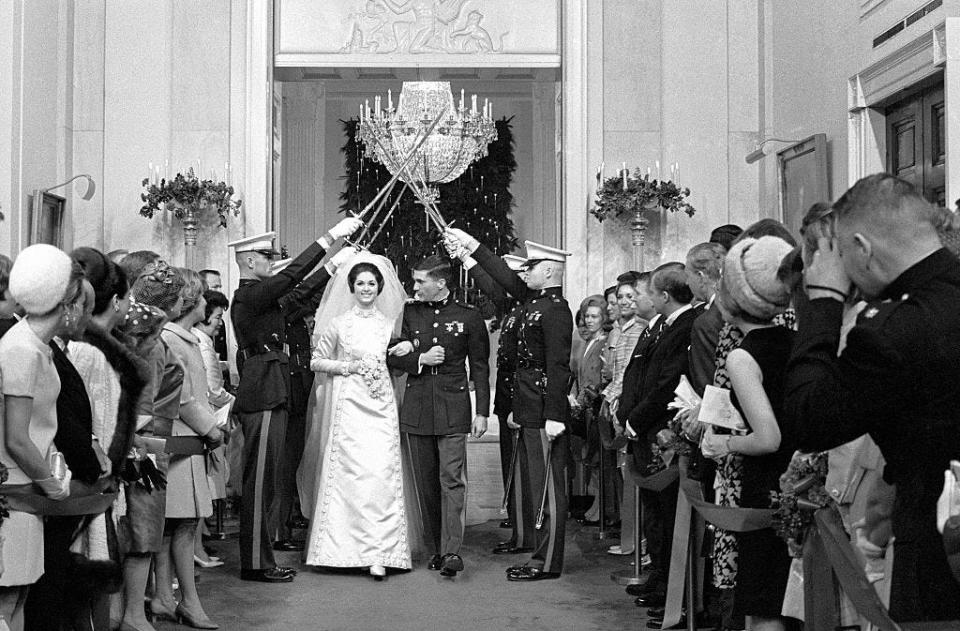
[622,162,628,191]
[388,89,393,110]
[656,160,660,180]
[471,94,477,115]
[148,162,154,184]
[460,89,465,111]
[164,159,169,182]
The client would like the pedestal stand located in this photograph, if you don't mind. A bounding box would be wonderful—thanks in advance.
[595,447,614,540]
[182,205,199,270]
[631,208,650,272]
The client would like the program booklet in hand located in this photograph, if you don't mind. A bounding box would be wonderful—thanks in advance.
[697,385,747,432]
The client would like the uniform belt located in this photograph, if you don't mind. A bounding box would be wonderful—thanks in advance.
[240,343,289,360]
[422,367,467,376]
[516,357,544,370]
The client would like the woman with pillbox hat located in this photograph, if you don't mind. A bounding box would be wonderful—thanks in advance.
[701,235,799,630]
[0,244,85,629]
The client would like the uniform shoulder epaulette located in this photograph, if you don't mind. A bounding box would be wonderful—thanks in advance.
[858,294,909,328]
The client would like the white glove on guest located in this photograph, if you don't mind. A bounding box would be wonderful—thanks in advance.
[37,468,72,501]
[328,217,364,241]
[444,228,480,255]
[545,420,566,441]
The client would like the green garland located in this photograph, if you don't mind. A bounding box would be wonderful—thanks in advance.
[140,168,242,228]
[591,170,695,223]
[340,117,518,299]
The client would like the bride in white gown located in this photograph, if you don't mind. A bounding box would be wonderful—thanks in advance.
[298,251,413,579]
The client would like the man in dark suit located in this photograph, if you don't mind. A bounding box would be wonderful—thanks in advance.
[786,174,960,622]
[388,255,490,578]
[618,264,697,609]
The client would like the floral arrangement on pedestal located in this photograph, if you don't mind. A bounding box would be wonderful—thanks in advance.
[139,168,242,229]
[590,168,696,252]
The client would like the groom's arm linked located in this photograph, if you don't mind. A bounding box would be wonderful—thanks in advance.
[386,304,425,375]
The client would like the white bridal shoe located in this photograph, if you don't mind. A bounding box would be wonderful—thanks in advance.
[369,564,386,581]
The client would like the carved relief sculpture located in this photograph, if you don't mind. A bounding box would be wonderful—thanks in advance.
[340,0,506,54]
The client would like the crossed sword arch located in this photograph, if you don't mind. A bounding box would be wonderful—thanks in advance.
[354,111,553,531]
[349,111,454,249]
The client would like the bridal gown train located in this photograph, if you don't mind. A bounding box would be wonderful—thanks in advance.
[304,305,412,569]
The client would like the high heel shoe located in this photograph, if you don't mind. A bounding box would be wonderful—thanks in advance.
[175,604,219,630]
[369,564,386,581]
[145,600,177,623]
[194,554,224,568]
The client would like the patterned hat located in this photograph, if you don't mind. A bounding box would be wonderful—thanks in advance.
[119,300,167,340]
[131,264,184,313]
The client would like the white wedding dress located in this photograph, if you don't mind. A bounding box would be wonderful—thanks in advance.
[299,251,413,570]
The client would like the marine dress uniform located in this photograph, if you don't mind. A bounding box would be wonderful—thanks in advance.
[229,231,333,581]
[785,247,960,622]
[469,241,574,581]
[467,255,535,552]
[387,291,490,576]
[272,257,331,547]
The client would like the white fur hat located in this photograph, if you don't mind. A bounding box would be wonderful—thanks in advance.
[722,236,793,320]
[9,244,74,315]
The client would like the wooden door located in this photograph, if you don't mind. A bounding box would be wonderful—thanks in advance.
[886,85,946,206]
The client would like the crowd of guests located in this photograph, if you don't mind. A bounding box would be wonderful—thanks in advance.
[0,246,238,630]
[0,172,957,631]
[563,174,960,629]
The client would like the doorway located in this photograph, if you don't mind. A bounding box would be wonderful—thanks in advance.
[886,83,946,206]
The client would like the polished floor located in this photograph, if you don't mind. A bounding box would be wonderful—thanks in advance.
[157,518,659,631]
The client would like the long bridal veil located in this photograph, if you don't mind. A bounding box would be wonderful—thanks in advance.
[296,248,426,558]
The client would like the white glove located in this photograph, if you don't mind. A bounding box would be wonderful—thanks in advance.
[854,525,886,583]
[329,217,364,241]
[328,246,358,271]
[544,420,566,441]
[444,228,480,254]
[37,468,72,501]
[442,234,464,259]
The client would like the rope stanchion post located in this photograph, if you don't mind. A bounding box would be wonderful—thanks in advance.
[595,446,613,540]
[612,482,643,585]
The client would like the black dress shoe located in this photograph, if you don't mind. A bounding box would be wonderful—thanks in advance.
[634,593,666,608]
[646,606,665,620]
[276,566,298,576]
[272,539,304,552]
[499,519,512,529]
[427,554,443,571]
[492,542,533,555]
[439,553,464,577]
[507,566,560,581]
[505,563,527,573]
[240,568,294,583]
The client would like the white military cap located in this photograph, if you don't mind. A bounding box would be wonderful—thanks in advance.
[228,231,281,256]
[502,254,527,271]
[524,240,571,264]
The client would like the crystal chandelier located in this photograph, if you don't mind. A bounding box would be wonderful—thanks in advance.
[357,81,497,201]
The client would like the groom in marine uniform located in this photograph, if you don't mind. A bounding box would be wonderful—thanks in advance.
[229,218,361,583]
[445,229,574,582]
[388,255,490,578]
